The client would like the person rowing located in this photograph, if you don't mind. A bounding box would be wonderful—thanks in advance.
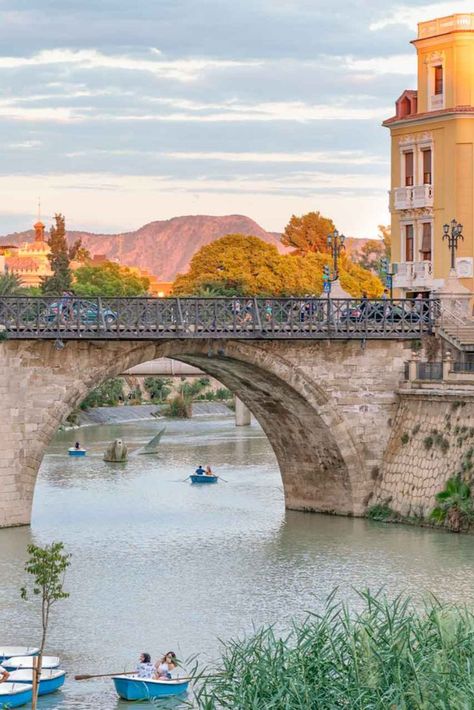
[154,651,177,680]
[0,665,10,683]
[195,465,205,475]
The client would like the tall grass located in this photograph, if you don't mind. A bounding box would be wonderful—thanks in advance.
[191,590,474,709]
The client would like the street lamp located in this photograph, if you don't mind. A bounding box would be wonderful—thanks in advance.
[326,229,346,281]
[443,218,463,272]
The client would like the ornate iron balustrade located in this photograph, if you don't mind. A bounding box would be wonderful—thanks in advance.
[0,296,435,340]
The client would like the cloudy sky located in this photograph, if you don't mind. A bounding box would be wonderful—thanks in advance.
[0,0,470,237]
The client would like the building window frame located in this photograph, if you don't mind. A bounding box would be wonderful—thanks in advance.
[419,221,433,262]
[426,53,445,111]
[402,222,415,262]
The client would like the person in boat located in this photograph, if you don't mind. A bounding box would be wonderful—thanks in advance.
[0,665,10,683]
[195,465,205,475]
[74,441,81,450]
[205,465,214,476]
[154,651,177,680]
[136,652,154,678]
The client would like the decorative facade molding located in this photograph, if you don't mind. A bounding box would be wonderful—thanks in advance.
[424,50,445,65]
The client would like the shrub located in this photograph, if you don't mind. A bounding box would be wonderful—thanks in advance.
[193,591,474,709]
[144,376,172,402]
[164,394,192,418]
[366,504,396,521]
[401,432,409,445]
[214,387,232,400]
[80,378,124,409]
[431,475,474,532]
[423,436,434,450]
[412,423,421,436]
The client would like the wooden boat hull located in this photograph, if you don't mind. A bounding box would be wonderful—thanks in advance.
[0,647,38,662]
[8,669,66,696]
[190,475,218,484]
[68,448,86,456]
[0,683,33,708]
[112,675,189,700]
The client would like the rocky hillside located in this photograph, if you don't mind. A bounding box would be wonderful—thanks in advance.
[1,214,287,281]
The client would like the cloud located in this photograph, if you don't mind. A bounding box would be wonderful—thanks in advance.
[370,1,473,31]
[0,48,260,82]
[6,140,42,149]
[164,150,388,165]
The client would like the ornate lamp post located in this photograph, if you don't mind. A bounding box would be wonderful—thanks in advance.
[326,229,346,281]
[443,218,463,272]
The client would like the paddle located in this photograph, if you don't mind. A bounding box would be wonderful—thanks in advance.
[75,671,223,681]
[217,476,228,483]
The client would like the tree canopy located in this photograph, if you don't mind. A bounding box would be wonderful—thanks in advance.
[281,211,336,255]
[73,261,150,297]
[172,234,383,298]
[41,214,83,295]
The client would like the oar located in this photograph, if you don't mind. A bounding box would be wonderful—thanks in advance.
[75,671,223,681]
[217,476,228,483]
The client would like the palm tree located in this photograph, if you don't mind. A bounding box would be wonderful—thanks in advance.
[0,271,24,295]
[431,475,473,532]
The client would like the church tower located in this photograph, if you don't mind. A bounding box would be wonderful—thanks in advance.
[384,14,474,295]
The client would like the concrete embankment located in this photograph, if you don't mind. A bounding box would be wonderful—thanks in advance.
[79,401,232,426]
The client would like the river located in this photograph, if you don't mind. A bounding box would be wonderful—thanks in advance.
[1,415,474,708]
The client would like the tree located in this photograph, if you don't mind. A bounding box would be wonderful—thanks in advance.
[0,271,24,295]
[281,211,336,255]
[172,234,383,298]
[73,261,150,297]
[144,377,173,402]
[356,225,392,275]
[20,542,71,710]
[79,378,125,409]
[41,214,83,296]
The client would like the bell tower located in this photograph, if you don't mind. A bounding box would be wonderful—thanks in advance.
[34,198,45,242]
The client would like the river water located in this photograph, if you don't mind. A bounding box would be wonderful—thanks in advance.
[2,415,474,708]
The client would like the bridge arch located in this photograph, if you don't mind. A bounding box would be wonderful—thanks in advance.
[0,338,407,527]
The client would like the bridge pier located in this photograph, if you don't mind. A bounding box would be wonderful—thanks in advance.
[235,397,251,426]
[0,338,409,528]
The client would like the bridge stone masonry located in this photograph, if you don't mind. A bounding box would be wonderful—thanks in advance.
[0,334,410,528]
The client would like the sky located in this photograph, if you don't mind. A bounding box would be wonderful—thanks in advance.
[0,0,471,237]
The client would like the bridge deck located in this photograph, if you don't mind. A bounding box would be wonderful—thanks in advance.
[0,296,434,340]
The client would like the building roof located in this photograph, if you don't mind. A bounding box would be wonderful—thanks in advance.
[6,256,42,272]
[384,105,474,127]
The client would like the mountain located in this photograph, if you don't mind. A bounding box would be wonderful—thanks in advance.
[0,214,287,281]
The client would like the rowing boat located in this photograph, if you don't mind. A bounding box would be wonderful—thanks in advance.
[0,682,33,708]
[112,675,189,700]
[3,656,60,671]
[68,447,87,456]
[0,647,38,662]
[190,474,218,484]
[8,669,66,696]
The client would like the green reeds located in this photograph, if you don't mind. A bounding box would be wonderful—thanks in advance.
[190,590,474,709]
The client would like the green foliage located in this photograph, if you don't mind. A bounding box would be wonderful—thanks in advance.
[164,394,192,418]
[127,385,142,404]
[193,590,474,709]
[20,542,71,653]
[412,423,421,436]
[0,271,24,295]
[431,475,474,532]
[41,214,81,295]
[215,387,232,400]
[144,376,172,402]
[401,432,409,445]
[73,261,150,297]
[423,436,433,450]
[80,378,124,409]
[366,504,397,521]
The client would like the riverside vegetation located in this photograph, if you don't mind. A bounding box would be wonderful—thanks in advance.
[190,590,474,709]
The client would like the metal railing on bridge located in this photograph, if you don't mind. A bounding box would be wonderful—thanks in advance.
[0,296,435,340]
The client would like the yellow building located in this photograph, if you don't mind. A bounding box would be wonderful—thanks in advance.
[384,13,474,296]
[5,220,53,287]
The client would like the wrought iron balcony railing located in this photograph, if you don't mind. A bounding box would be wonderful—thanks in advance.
[0,297,435,340]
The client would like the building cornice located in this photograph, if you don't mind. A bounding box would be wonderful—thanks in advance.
[383,106,474,129]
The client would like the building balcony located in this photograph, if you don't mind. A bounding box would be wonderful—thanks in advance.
[393,261,433,289]
[393,185,433,210]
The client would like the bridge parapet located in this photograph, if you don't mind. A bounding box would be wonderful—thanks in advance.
[0,296,435,340]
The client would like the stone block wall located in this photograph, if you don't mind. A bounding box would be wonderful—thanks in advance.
[375,388,474,517]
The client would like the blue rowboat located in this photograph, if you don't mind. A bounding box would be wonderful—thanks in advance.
[8,669,66,696]
[190,474,218,484]
[0,647,38,663]
[4,656,60,671]
[68,448,86,456]
[0,682,33,708]
[113,675,189,701]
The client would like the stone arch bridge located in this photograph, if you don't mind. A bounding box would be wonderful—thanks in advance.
[0,296,431,527]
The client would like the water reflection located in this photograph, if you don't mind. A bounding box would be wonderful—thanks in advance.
[1,416,474,708]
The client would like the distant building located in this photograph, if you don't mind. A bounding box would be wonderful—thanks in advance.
[384,13,474,296]
[5,220,53,287]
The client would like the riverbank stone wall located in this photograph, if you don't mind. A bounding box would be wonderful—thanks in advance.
[375,388,474,517]
[0,338,408,527]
